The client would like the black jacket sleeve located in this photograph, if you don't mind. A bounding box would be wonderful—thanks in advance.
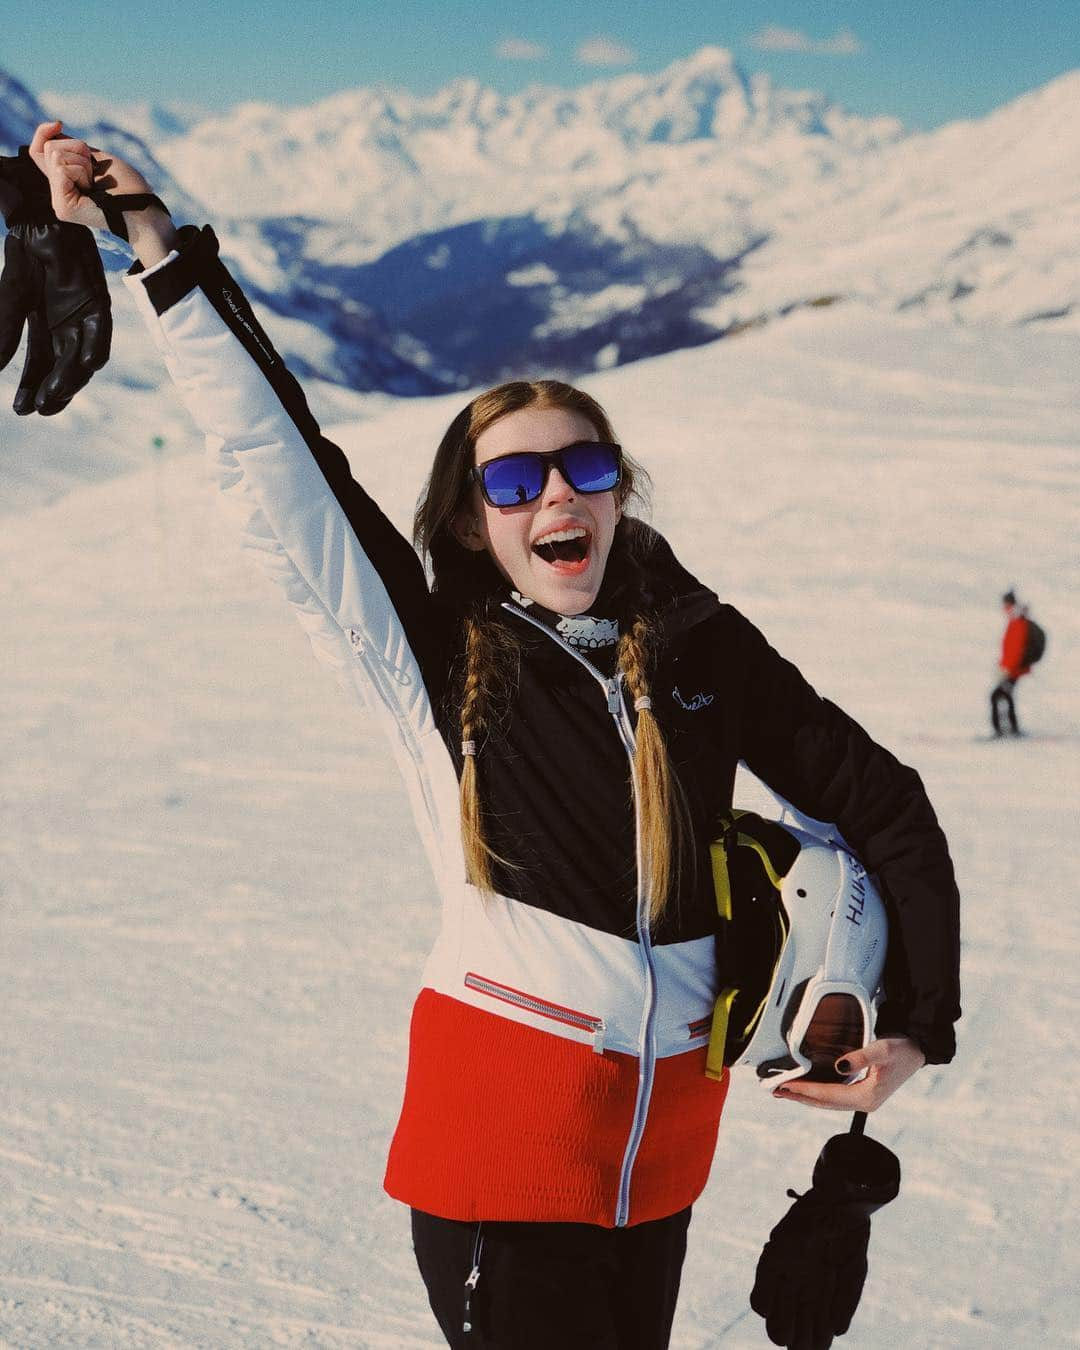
[732,609,961,1064]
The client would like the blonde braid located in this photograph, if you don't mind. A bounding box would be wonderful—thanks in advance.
[618,616,691,925]
[459,612,519,892]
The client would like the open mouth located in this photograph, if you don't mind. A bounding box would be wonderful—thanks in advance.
[532,526,591,570]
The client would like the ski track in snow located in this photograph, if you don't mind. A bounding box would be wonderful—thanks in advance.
[2,308,1079,1348]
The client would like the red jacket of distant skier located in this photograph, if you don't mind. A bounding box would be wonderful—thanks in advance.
[1001,614,1031,680]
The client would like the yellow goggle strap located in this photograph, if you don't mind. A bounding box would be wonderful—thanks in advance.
[710,836,733,921]
[706,987,738,1081]
[711,815,788,924]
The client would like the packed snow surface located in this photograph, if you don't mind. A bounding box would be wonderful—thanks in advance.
[2,306,1079,1347]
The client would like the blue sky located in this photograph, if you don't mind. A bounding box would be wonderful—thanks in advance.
[6,0,1078,130]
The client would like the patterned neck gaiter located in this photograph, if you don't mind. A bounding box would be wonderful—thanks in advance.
[509,591,620,652]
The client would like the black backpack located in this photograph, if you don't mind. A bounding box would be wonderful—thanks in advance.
[1023,619,1047,665]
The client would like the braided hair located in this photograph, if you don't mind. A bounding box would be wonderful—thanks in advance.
[617,614,691,925]
[457,610,520,893]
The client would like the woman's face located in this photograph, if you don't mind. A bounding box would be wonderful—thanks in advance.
[455,406,621,615]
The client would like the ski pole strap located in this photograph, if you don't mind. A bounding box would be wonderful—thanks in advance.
[850,1111,867,1136]
[86,189,171,243]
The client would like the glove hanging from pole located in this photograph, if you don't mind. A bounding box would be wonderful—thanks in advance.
[0,146,112,416]
[749,1114,901,1349]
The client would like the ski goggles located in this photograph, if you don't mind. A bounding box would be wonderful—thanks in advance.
[468,441,622,508]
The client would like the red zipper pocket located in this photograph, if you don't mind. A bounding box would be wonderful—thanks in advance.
[464,972,606,1053]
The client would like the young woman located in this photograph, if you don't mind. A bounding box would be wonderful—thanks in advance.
[28,123,960,1349]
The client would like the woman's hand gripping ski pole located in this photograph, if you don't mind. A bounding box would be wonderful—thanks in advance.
[0,121,171,415]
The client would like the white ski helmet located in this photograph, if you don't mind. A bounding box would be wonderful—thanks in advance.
[707,814,888,1089]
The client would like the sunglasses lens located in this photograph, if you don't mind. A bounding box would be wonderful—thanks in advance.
[562,442,621,494]
[480,455,547,506]
[798,993,864,1080]
[478,443,621,505]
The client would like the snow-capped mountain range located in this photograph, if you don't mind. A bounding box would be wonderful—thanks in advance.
[6,50,1080,395]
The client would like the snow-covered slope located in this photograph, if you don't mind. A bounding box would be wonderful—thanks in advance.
[721,69,1080,332]
[0,281,411,515]
[2,308,1078,1347]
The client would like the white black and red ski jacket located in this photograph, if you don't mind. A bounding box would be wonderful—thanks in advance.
[124,226,961,1229]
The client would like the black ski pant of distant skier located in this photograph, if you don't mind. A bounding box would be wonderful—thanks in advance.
[991,677,1020,735]
[411,1205,692,1349]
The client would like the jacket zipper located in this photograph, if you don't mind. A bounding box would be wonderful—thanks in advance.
[502,601,658,1227]
[463,1221,484,1335]
[464,972,606,1053]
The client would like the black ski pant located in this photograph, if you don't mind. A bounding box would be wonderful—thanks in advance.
[991,677,1019,735]
[411,1205,692,1350]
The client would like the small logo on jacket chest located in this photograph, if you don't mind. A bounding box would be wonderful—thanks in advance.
[673,685,714,712]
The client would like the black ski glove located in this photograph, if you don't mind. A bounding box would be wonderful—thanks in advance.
[750,1128,901,1350]
[0,146,111,415]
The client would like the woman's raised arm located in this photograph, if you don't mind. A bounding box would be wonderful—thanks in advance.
[33,120,442,688]
[32,119,458,877]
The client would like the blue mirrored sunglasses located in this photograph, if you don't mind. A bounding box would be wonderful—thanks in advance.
[469,441,622,508]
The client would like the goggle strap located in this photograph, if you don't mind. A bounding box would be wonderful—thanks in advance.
[709,837,733,921]
[706,987,738,1081]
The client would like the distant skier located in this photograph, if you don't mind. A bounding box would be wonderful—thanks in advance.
[990,589,1044,736]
